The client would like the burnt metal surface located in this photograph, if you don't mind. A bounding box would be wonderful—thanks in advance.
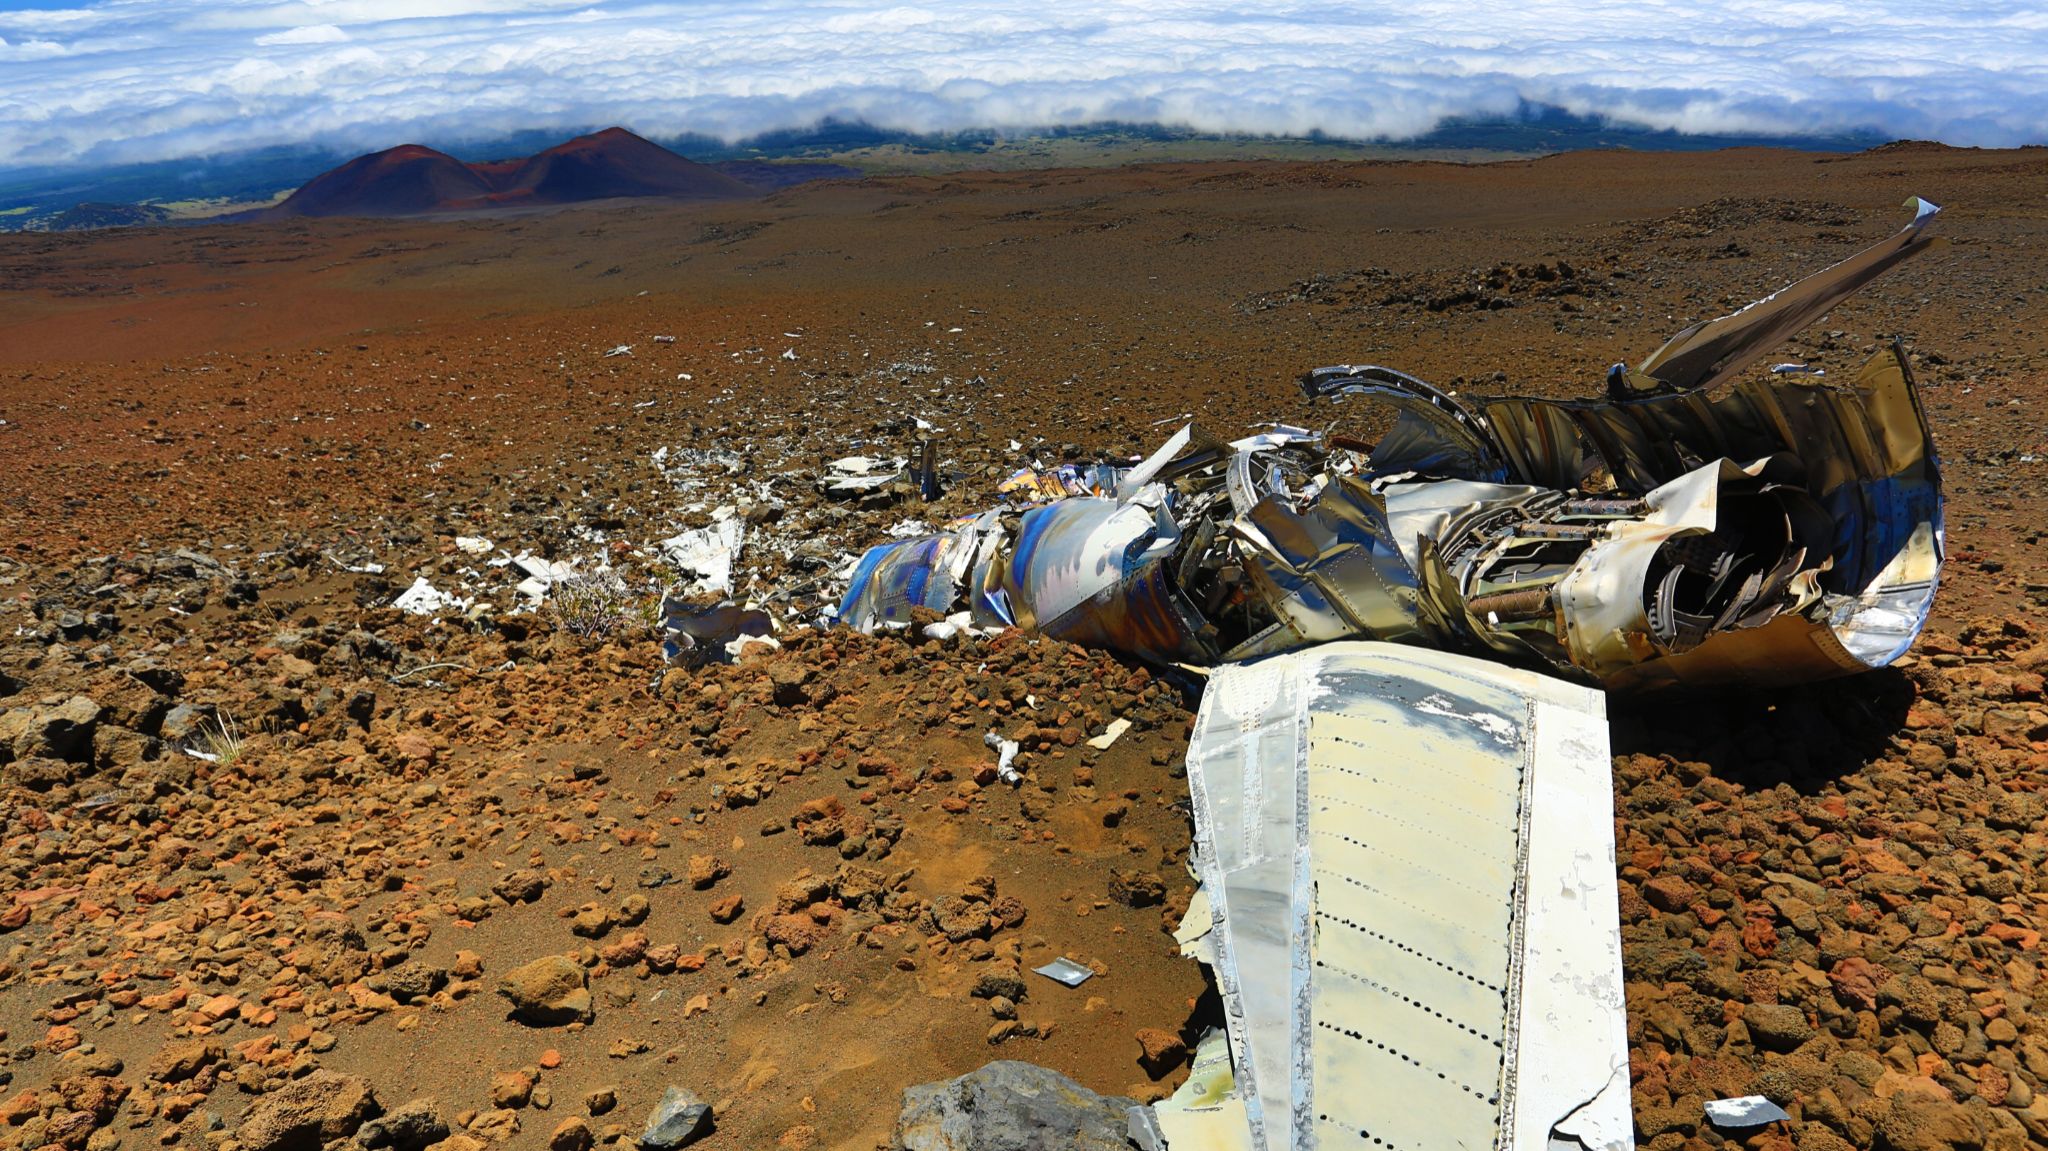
[829,198,1945,692]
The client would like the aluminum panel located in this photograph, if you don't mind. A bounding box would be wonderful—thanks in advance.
[1182,642,1630,1151]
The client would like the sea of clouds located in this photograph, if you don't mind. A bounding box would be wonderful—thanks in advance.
[0,0,2043,169]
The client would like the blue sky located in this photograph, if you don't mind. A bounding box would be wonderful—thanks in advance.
[1,0,2043,170]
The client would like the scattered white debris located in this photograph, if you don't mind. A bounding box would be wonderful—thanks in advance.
[507,553,581,607]
[1086,718,1133,750]
[1704,1097,1791,1128]
[983,730,1022,785]
[677,373,694,381]
[603,345,633,357]
[653,335,676,343]
[392,576,471,617]
[822,455,906,494]
[922,611,975,642]
[323,551,384,574]
[454,536,493,557]
[659,511,744,596]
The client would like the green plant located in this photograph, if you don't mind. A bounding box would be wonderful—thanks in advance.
[551,572,635,639]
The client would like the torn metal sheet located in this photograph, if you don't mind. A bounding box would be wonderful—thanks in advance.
[1138,1028,1248,1151]
[828,197,1945,692]
[1179,641,1630,1151]
[507,552,580,607]
[1087,717,1133,749]
[820,455,906,498]
[658,512,744,597]
[392,576,470,617]
[1032,957,1096,987]
[660,598,774,664]
[1702,1096,1791,1129]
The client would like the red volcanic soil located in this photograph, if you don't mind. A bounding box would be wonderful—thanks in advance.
[268,127,758,219]
[1,145,2047,1151]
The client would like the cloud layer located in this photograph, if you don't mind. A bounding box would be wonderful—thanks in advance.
[1,0,2043,169]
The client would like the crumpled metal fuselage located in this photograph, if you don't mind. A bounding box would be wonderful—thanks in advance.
[836,199,1945,692]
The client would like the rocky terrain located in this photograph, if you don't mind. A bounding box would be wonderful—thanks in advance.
[1,141,2046,1150]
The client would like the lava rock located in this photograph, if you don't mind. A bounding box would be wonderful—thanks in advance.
[238,1070,378,1151]
[366,963,448,1004]
[1107,869,1165,909]
[355,1098,447,1150]
[639,1086,714,1149]
[894,1061,1138,1151]
[1134,1027,1188,1077]
[1742,1002,1814,1052]
[498,955,593,1025]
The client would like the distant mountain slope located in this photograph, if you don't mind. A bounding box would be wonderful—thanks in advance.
[266,128,760,219]
[273,144,495,217]
[488,127,759,205]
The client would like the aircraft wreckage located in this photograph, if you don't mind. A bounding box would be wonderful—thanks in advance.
[668,199,1947,1151]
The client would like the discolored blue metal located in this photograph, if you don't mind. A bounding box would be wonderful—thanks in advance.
[989,497,1216,664]
[835,534,956,630]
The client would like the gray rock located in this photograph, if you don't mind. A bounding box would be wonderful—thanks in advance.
[2,695,101,761]
[355,1098,447,1150]
[639,1086,713,1149]
[158,703,213,745]
[894,1061,1137,1151]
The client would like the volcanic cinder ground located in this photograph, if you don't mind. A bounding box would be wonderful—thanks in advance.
[2,142,2047,1151]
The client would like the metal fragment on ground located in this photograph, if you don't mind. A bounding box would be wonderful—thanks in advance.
[1032,957,1095,986]
[660,597,774,664]
[983,730,1021,784]
[1702,1096,1792,1128]
[1176,641,1630,1151]
[658,512,743,597]
[391,576,470,617]
[1086,717,1132,749]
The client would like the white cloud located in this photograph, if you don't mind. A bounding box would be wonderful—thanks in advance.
[0,0,2041,170]
[255,23,350,45]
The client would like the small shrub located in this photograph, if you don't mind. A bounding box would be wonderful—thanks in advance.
[551,572,634,639]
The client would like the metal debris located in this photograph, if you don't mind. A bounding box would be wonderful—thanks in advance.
[657,511,743,597]
[659,598,775,664]
[819,455,906,497]
[836,197,1946,691]
[1085,717,1132,749]
[1032,957,1096,987]
[391,576,470,616]
[983,730,1022,784]
[1175,642,1630,1151]
[1703,1096,1792,1128]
